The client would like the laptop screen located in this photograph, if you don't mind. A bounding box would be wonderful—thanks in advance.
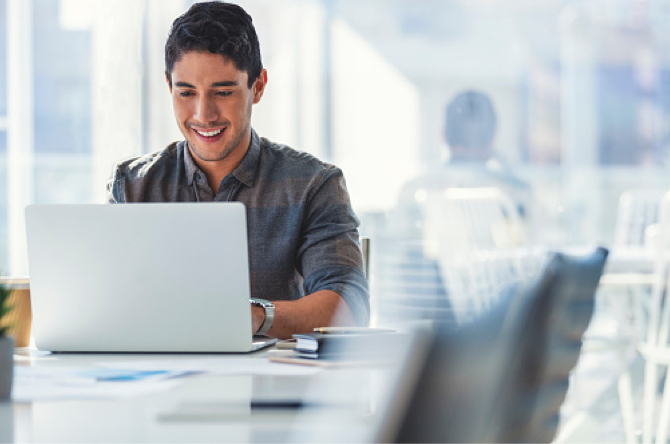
[26,203,256,353]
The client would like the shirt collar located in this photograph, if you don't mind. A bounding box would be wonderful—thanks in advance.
[183,142,200,186]
[183,128,261,188]
[232,128,260,188]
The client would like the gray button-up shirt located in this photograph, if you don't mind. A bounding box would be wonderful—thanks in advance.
[106,129,369,325]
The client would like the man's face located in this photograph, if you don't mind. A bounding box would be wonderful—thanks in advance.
[168,51,266,165]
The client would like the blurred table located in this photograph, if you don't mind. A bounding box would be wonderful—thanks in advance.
[1,349,387,443]
[600,247,656,286]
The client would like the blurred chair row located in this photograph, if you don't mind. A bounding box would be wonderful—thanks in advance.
[374,184,670,442]
[434,186,670,444]
[374,186,535,326]
[614,189,666,251]
[374,247,608,443]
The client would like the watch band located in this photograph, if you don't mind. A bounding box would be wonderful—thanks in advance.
[250,298,275,335]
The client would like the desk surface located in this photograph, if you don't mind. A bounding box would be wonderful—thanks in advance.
[3,350,389,443]
[0,253,642,444]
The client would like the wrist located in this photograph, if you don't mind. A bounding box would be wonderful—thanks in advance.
[250,298,275,335]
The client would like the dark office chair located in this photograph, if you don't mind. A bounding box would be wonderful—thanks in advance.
[376,247,608,443]
[494,247,608,442]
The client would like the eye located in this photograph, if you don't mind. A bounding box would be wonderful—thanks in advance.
[216,91,233,97]
[178,90,194,97]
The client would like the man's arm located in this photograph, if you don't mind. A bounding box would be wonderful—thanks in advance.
[252,166,369,339]
[251,290,356,339]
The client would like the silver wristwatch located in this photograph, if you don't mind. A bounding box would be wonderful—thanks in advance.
[250,298,275,335]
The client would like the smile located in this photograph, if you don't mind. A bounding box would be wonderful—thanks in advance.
[194,128,224,137]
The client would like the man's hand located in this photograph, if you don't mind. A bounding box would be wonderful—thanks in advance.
[249,290,357,340]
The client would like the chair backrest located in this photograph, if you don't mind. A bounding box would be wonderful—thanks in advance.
[646,190,670,349]
[613,189,666,249]
[425,187,525,253]
[639,189,670,444]
[375,247,608,443]
[424,187,536,324]
[494,247,608,442]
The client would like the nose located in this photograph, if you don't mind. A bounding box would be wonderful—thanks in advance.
[194,96,218,124]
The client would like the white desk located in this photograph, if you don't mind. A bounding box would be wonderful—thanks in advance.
[600,247,657,286]
[2,350,389,443]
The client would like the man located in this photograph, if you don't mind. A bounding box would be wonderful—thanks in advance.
[382,90,532,326]
[105,1,369,339]
[399,90,530,221]
[442,90,530,217]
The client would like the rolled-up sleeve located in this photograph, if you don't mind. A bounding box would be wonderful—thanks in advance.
[105,164,125,204]
[299,167,370,326]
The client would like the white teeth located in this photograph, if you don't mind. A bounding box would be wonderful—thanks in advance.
[195,128,223,137]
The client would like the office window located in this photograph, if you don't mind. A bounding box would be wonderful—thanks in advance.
[0,131,6,271]
[2,0,182,274]
[1,0,669,324]
[34,0,91,155]
[0,0,7,270]
[33,0,93,208]
[0,0,5,124]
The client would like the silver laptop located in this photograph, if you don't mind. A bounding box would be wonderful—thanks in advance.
[25,203,276,353]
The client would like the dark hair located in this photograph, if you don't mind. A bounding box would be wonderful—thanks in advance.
[165,1,263,88]
[445,90,497,151]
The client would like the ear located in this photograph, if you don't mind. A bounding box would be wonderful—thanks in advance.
[252,69,268,104]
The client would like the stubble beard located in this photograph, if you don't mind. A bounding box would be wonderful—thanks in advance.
[188,125,246,163]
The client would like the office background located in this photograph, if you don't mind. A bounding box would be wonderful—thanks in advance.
[1,0,669,323]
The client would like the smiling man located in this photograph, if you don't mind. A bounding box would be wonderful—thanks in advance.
[105,1,369,339]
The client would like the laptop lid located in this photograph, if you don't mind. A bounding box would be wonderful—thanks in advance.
[25,203,273,353]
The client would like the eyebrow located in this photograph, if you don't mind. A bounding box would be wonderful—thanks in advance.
[174,80,239,88]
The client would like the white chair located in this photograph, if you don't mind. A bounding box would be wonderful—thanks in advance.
[607,189,666,337]
[424,187,540,324]
[586,189,666,444]
[614,189,666,250]
[619,189,670,444]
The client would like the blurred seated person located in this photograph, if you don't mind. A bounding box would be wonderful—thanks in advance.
[376,91,531,326]
[395,90,531,238]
